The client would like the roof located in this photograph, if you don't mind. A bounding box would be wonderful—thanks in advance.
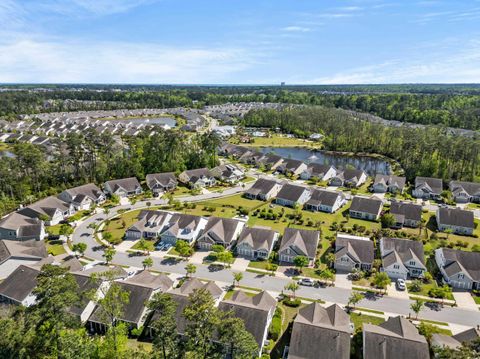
[304,163,334,178]
[237,227,278,251]
[431,333,462,350]
[338,169,366,182]
[288,303,351,359]
[199,217,242,246]
[145,172,177,189]
[279,158,305,171]
[0,212,42,231]
[439,248,480,281]
[381,237,425,269]
[168,278,223,298]
[181,168,213,181]
[128,210,170,233]
[415,177,443,194]
[306,188,344,207]
[0,239,47,264]
[63,183,104,202]
[450,181,480,197]
[104,177,141,193]
[453,327,480,343]
[18,196,71,219]
[123,270,173,291]
[374,175,406,190]
[245,178,281,197]
[390,201,422,222]
[363,316,429,359]
[437,207,474,229]
[335,234,374,264]
[70,272,102,316]
[350,196,383,215]
[0,265,40,303]
[279,228,320,259]
[276,183,309,202]
[164,213,204,237]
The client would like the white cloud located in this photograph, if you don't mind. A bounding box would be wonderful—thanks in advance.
[282,26,311,32]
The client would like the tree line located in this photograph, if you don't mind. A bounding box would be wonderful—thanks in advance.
[0,129,221,216]
[0,265,258,359]
[241,107,480,183]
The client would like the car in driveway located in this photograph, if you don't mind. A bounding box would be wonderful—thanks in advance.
[396,278,406,291]
[298,278,315,287]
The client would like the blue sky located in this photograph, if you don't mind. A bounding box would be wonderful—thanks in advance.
[1,0,480,84]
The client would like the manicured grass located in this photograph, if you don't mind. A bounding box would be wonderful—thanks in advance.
[131,240,156,252]
[246,268,270,276]
[247,260,271,270]
[278,302,304,331]
[239,135,319,148]
[473,295,480,305]
[418,318,449,327]
[180,204,237,218]
[356,307,384,315]
[241,176,256,183]
[47,242,66,256]
[223,289,256,300]
[172,185,192,197]
[67,210,92,222]
[407,281,454,300]
[467,203,480,210]
[102,209,141,243]
[237,285,262,292]
[205,194,265,211]
[46,224,62,235]
[350,313,385,330]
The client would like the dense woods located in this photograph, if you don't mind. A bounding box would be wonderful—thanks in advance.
[242,107,480,183]
[0,129,220,216]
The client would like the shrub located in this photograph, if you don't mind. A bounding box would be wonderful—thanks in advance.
[409,280,422,293]
[269,308,282,341]
[283,297,301,307]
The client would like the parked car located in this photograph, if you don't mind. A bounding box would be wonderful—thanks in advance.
[396,278,406,291]
[298,278,315,287]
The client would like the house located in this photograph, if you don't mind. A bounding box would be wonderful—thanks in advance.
[431,327,480,352]
[304,189,346,213]
[244,178,283,201]
[18,196,75,225]
[329,169,367,188]
[334,233,374,272]
[196,217,245,250]
[379,237,426,279]
[160,213,207,245]
[278,228,320,266]
[363,316,429,359]
[69,272,104,323]
[58,183,106,210]
[125,210,171,240]
[435,248,480,290]
[0,212,46,241]
[349,196,383,221]
[145,172,177,196]
[436,207,474,235]
[236,227,279,260]
[104,177,143,198]
[0,240,47,279]
[256,153,284,170]
[178,168,216,189]
[238,150,265,166]
[412,177,442,200]
[389,201,422,228]
[88,270,173,332]
[300,163,336,181]
[211,164,245,183]
[371,175,406,194]
[275,184,311,208]
[288,303,351,359]
[449,181,480,203]
[0,264,40,306]
[218,291,277,357]
[276,159,308,176]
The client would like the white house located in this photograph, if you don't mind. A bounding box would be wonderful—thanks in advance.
[380,237,426,280]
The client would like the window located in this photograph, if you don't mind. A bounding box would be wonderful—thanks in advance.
[393,264,400,269]
[458,273,465,279]
[409,261,415,266]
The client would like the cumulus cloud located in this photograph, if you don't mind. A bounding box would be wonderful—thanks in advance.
[282,26,311,32]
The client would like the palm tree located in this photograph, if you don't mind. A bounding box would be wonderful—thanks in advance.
[142,256,153,270]
[347,292,364,309]
[185,263,197,278]
[410,299,424,319]
[285,281,299,299]
[232,272,243,287]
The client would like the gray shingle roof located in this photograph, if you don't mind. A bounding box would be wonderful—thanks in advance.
[237,227,278,251]
[18,196,71,219]
[390,201,422,222]
[104,177,141,193]
[245,178,281,197]
[380,237,425,269]
[373,175,406,191]
[437,207,474,229]
[62,183,104,202]
[199,217,242,246]
[450,181,480,197]
[0,239,47,264]
[279,228,320,258]
[350,196,383,215]
[276,183,309,202]
[304,163,334,178]
[306,188,344,207]
[415,177,443,194]
[145,172,177,190]
[440,248,480,281]
[0,265,40,303]
[123,270,173,291]
[335,234,374,265]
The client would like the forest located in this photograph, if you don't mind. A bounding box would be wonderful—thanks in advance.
[241,107,480,183]
[0,129,221,216]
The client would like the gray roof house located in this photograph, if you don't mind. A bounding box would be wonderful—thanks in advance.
[236,227,279,260]
[196,217,245,250]
[160,213,208,245]
[304,188,346,213]
[211,164,245,183]
[412,177,442,200]
[435,248,480,290]
[329,169,367,188]
[389,201,422,228]
[0,240,47,279]
[0,264,40,306]
[278,228,320,266]
[276,158,308,176]
[18,196,75,226]
[299,163,336,181]
[436,207,475,235]
[432,327,480,351]
[145,172,177,195]
[380,237,426,279]
[104,177,143,198]
[125,210,172,240]
[363,316,429,359]
[244,178,283,201]
[288,303,351,359]
[58,183,106,210]
[178,168,215,188]
[372,175,406,194]
[0,212,46,241]
[256,153,284,170]
[218,291,277,357]
[349,196,383,221]
[449,181,480,204]
[334,233,374,272]
[275,184,311,208]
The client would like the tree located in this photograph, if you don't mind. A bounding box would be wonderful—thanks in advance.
[185,263,197,278]
[147,292,179,359]
[142,256,153,270]
[293,255,309,273]
[444,228,453,240]
[319,268,334,286]
[217,250,234,268]
[266,262,278,275]
[102,231,113,243]
[410,299,424,319]
[347,292,364,309]
[59,223,74,237]
[57,328,97,359]
[373,272,391,293]
[233,272,243,287]
[175,240,193,259]
[380,213,396,228]
[285,281,299,299]
[137,238,150,255]
[218,315,259,358]
[72,242,87,258]
[103,247,116,264]
[211,244,225,253]
[325,252,336,268]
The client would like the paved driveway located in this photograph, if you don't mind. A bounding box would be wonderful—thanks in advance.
[335,271,352,289]
[387,283,409,299]
[453,290,479,311]
[231,257,250,272]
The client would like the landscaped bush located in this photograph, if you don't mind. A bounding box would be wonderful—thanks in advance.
[269,308,283,341]
[409,280,422,293]
[283,297,301,307]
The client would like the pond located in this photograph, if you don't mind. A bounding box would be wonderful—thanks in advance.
[258,147,392,175]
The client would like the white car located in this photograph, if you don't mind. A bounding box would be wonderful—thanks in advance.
[298,278,315,287]
[396,278,406,291]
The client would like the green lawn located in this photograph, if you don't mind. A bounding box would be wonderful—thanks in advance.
[46,224,62,235]
[47,242,66,256]
[171,185,192,197]
[102,209,141,243]
[131,239,156,252]
[67,210,92,222]
[472,295,480,305]
[248,260,271,270]
[407,281,454,300]
[223,289,256,300]
[350,313,385,331]
[236,135,319,148]
[241,176,256,183]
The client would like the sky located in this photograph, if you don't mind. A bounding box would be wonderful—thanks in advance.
[1,0,480,84]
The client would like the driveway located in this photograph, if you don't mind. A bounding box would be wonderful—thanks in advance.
[453,290,479,311]
[387,283,409,299]
[335,271,352,290]
[231,257,250,272]
[189,251,210,265]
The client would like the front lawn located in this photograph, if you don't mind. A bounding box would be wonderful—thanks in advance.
[131,239,156,252]
[223,289,256,300]
[407,281,454,300]
[350,313,385,331]
[46,224,62,236]
[46,241,66,256]
[248,260,271,270]
[102,209,141,243]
